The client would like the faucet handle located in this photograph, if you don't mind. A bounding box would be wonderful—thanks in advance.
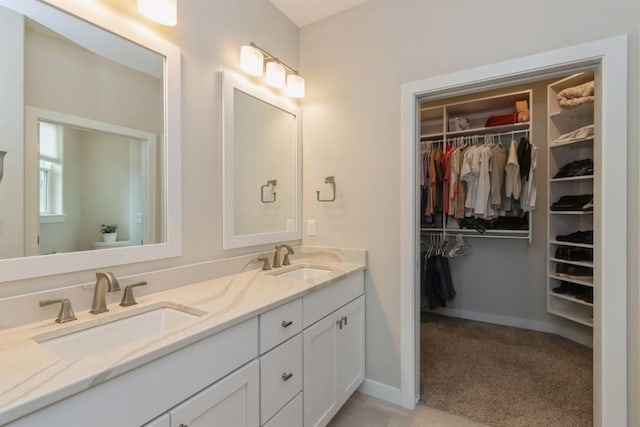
[282,245,294,266]
[120,281,148,307]
[39,298,77,323]
[257,256,272,271]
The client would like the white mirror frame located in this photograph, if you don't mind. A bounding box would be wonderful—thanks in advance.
[221,71,301,249]
[0,0,181,282]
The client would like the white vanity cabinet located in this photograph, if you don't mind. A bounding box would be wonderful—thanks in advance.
[8,270,365,427]
[303,273,365,427]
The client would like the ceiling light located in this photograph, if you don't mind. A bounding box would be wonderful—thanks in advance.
[238,42,305,98]
[240,45,264,76]
[286,74,305,98]
[138,0,177,26]
[265,61,286,88]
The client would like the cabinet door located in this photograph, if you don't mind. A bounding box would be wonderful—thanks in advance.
[169,360,259,427]
[335,296,365,406]
[303,314,338,427]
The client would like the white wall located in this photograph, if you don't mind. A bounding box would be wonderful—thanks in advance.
[299,0,639,421]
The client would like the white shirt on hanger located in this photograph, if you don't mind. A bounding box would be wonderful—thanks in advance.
[504,138,521,200]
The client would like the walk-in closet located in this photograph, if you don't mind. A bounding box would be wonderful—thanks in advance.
[416,70,597,426]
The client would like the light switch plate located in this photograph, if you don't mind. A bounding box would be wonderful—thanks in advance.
[286,219,295,232]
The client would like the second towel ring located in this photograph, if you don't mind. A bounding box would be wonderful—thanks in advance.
[316,176,336,202]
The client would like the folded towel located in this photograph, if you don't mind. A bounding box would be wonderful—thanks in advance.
[554,124,594,144]
[557,80,595,109]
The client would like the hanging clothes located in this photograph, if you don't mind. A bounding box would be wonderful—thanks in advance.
[504,138,521,200]
[490,143,507,208]
[521,143,538,211]
[421,251,456,310]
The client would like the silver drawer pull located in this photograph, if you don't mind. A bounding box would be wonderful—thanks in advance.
[281,372,293,381]
[281,320,293,328]
[179,424,188,427]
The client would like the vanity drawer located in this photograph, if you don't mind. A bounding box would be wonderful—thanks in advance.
[260,298,302,354]
[263,392,302,427]
[260,334,302,424]
[303,271,364,328]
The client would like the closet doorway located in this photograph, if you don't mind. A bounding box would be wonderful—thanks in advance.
[399,36,628,427]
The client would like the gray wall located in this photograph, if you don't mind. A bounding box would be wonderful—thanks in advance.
[298,0,639,421]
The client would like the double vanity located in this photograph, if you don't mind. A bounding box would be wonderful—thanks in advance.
[0,251,366,426]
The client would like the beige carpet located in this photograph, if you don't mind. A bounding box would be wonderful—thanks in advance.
[420,313,592,427]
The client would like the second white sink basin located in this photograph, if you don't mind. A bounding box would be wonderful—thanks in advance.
[36,304,204,360]
[275,267,331,281]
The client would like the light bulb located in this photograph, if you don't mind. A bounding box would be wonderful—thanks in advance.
[286,74,305,98]
[265,61,286,88]
[240,45,264,77]
[138,0,177,26]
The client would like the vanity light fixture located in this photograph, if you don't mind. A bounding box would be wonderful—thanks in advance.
[137,0,177,26]
[239,42,305,98]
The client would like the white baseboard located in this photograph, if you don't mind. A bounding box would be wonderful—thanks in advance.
[431,307,593,348]
[357,379,402,406]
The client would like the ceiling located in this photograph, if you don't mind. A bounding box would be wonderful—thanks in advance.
[269,0,369,27]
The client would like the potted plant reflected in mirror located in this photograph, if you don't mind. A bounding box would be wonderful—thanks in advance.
[100,224,118,243]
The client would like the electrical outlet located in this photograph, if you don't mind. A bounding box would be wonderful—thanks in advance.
[136,212,143,224]
[307,219,316,236]
[286,219,295,232]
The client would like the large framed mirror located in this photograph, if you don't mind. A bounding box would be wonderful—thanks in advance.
[222,72,301,249]
[0,0,181,282]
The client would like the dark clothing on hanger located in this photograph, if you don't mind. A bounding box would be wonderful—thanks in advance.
[421,252,456,310]
[517,136,532,181]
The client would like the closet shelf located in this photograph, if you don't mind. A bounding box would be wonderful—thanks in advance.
[420,132,444,140]
[548,211,594,216]
[550,175,594,183]
[446,122,529,137]
[549,240,594,249]
[549,292,594,308]
[549,101,594,120]
[549,136,594,148]
[549,258,594,268]
[549,274,593,288]
[547,308,593,328]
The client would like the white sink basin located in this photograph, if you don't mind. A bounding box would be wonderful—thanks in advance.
[36,305,204,360]
[275,267,331,281]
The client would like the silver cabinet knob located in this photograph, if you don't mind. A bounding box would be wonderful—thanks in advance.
[343,315,348,326]
[336,319,343,329]
[281,372,293,381]
[281,320,293,328]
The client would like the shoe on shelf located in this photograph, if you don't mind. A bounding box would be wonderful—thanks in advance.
[553,158,594,178]
[555,246,593,261]
[552,281,593,304]
[556,230,593,244]
[550,194,593,211]
[555,263,592,279]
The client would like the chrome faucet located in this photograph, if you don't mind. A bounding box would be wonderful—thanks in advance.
[90,272,121,314]
[273,244,294,268]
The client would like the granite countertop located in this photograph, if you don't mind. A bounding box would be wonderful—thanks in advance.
[0,255,366,424]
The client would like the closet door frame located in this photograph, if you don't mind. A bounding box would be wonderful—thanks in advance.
[400,35,628,427]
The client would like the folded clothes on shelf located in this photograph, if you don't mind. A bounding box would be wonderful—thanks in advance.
[550,194,593,212]
[553,158,593,178]
[553,124,594,144]
[448,117,470,132]
[552,281,593,304]
[556,230,593,244]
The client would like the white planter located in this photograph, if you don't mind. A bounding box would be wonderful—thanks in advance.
[102,232,117,243]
